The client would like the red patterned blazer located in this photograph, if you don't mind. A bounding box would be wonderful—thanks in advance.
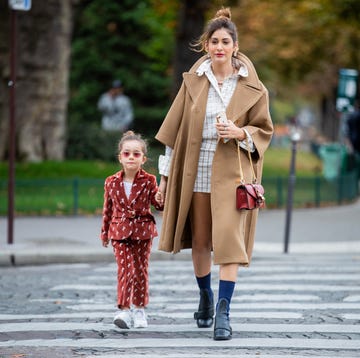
[100,169,163,243]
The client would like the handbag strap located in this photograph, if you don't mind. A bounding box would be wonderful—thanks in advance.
[236,137,257,184]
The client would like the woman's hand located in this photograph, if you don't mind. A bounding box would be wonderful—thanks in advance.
[215,120,245,141]
[156,175,168,206]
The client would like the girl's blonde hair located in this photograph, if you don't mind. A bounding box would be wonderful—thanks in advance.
[191,7,238,53]
[118,131,148,155]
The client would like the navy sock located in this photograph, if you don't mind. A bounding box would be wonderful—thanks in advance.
[196,273,213,300]
[218,280,235,311]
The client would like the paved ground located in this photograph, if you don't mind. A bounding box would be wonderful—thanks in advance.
[1,199,360,265]
[0,201,359,357]
[0,253,359,357]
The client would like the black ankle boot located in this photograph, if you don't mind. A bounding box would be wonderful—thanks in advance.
[213,298,232,340]
[194,288,214,328]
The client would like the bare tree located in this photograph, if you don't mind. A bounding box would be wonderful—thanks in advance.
[0,0,74,162]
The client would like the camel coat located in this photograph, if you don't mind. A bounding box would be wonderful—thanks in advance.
[155,53,273,266]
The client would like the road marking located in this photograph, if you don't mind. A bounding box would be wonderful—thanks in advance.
[50,283,360,292]
[64,302,360,311]
[0,310,303,321]
[87,273,360,282]
[84,355,359,358]
[1,322,360,333]
[1,337,360,349]
[2,258,359,356]
[29,293,322,303]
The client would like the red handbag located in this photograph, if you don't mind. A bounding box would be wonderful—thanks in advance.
[235,139,265,210]
[236,184,265,210]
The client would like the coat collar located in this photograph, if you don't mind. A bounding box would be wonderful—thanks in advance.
[182,54,264,122]
[195,58,249,78]
[117,168,147,181]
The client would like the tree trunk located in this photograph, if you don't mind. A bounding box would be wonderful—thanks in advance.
[171,0,212,98]
[320,95,339,141]
[0,0,73,162]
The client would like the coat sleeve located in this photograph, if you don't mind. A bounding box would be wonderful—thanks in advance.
[155,82,186,148]
[100,178,113,241]
[243,86,273,161]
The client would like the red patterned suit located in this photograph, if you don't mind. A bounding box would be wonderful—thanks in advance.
[100,169,163,308]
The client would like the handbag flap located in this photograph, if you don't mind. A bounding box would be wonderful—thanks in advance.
[239,184,264,199]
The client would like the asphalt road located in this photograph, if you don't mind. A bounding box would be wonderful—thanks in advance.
[0,252,359,357]
[1,199,360,265]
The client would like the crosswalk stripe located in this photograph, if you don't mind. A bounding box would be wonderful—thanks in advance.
[86,273,360,281]
[29,293,322,303]
[1,337,360,350]
[96,263,359,273]
[84,355,359,358]
[50,283,360,291]
[1,322,360,333]
[0,310,303,321]
[62,302,360,311]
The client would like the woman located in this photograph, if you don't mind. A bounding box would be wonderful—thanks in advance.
[155,7,273,340]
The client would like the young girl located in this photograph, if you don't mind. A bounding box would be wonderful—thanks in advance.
[100,131,163,329]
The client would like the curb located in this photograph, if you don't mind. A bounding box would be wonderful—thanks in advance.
[0,249,193,267]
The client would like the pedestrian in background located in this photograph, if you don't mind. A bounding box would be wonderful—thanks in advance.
[97,79,134,131]
[155,7,273,340]
[100,131,163,329]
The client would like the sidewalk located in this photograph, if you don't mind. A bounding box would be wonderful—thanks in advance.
[1,199,359,266]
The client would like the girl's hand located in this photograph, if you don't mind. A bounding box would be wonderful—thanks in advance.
[102,239,109,248]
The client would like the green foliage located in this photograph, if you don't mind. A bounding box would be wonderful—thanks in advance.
[263,148,322,177]
[0,147,322,180]
[67,0,176,159]
[3,148,352,216]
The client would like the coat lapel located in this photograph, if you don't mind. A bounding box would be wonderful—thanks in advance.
[183,73,209,107]
[127,169,147,205]
[226,80,264,124]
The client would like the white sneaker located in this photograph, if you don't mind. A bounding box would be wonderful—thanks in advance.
[133,308,148,328]
[113,309,132,329]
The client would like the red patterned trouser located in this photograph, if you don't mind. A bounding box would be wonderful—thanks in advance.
[112,238,152,308]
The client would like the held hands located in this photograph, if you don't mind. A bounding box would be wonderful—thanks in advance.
[155,175,167,206]
[155,191,164,206]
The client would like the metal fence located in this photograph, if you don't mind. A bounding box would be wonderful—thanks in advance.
[0,171,359,215]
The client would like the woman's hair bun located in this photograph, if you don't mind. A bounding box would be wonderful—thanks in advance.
[215,7,231,20]
[123,130,135,138]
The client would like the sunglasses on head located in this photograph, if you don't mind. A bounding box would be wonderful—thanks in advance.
[120,151,143,158]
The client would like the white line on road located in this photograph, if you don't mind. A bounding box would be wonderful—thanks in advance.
[0,310,303,321]
[49,283,360,292]
[64,302,360,311]
[1,337,360,350]
[1,322,360,333]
